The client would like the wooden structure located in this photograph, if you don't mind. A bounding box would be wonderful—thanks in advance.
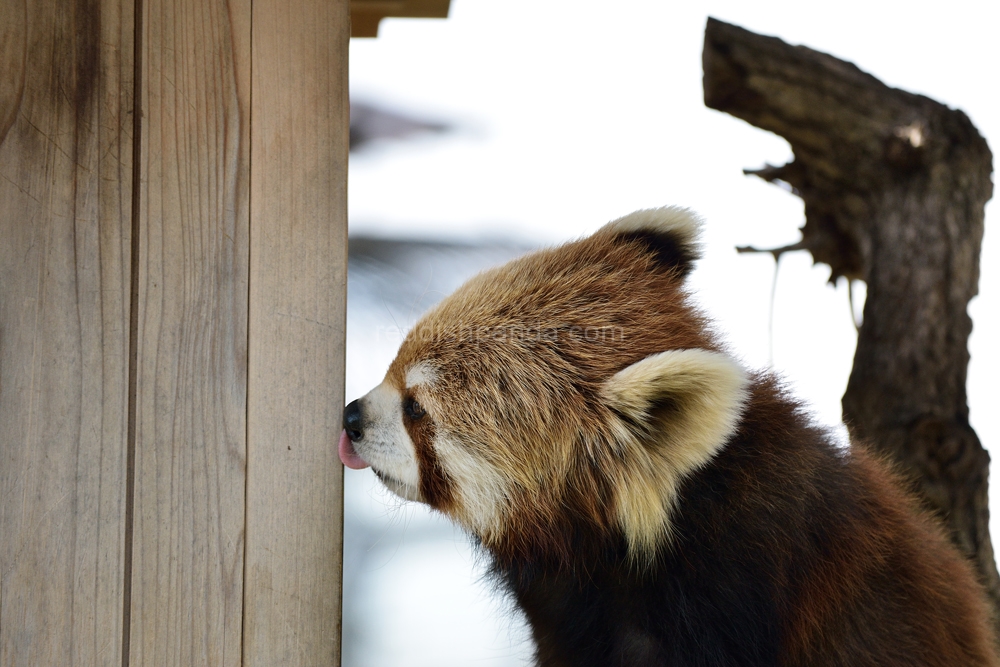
[0,0,363,663]
[351,0,451,37]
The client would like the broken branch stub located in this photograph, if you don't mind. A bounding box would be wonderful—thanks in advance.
[703,17,998,625]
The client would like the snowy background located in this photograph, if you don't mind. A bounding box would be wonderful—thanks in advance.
[342,2,999,665]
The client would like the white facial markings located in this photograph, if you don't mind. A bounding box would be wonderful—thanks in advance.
[405,361,438,390]
[433,433,509,536]
[355,381,421,500]
[361,361,510,529]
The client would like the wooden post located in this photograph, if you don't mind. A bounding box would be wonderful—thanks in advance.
[126,0,252,663]
[243,0,348,664]
[0,0,348,664]
[0,0,133,663]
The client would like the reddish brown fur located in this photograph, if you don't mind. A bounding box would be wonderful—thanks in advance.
[783,447,996,664]
[501,374,1000,666]
[367,212,1000,666]
[387,228,714,559]
[403,400,452,509]
[719,376,995,666]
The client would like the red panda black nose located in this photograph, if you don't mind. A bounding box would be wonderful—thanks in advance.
[343,400,364,441]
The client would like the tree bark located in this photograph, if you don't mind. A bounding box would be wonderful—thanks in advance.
[702,17,998,627]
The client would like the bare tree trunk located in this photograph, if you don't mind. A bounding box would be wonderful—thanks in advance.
[702,17,998,626]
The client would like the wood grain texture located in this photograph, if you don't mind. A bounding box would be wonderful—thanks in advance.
[1,0,347,662]
[127,0,251,663]
[0,0,133,664]
[243,0,349,664]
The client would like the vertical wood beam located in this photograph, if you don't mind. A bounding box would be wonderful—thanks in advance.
[1,0,347,662]
[243,0,349,664]
[0,0,133,663]
[127,0,251,663]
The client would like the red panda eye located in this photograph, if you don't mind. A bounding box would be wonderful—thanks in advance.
[404,398,426,420]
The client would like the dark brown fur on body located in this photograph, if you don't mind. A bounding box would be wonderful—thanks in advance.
[344,208,999,666]
[499,376,998,666]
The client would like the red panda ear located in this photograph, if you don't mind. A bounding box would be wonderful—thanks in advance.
[600,207,703,277]
[599,349,748,555]
[602,348,748,457]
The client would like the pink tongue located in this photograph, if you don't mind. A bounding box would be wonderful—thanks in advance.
[339,430,370,470]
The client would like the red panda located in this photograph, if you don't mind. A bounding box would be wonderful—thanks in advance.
[340,207,1000,666]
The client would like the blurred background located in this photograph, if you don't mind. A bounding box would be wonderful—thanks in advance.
[342,2,999,665]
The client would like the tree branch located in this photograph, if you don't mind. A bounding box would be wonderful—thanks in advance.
[703,17,998,626]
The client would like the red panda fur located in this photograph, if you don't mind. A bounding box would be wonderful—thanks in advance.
[345,207,1000,667]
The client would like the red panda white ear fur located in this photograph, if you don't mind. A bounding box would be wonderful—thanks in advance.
[601,348,749,556]
[603,206,701,245]
[603,205,702,249]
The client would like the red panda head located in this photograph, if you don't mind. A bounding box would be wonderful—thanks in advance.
[342,207,749,563]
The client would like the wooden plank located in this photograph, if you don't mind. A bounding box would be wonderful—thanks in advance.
[0,0,133,664]
[243,0,349,663]
[350,0,450,37]
[126,0,251,663]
